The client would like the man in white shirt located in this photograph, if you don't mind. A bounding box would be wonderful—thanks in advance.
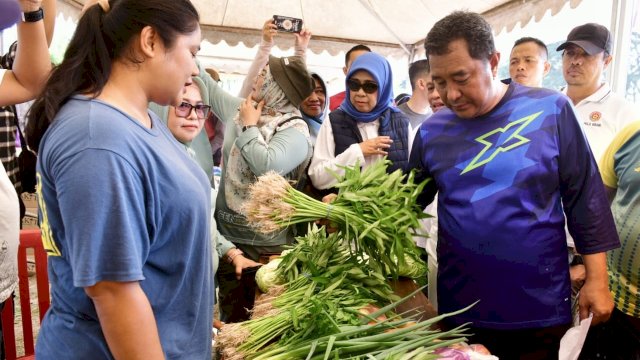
[557,23,640,160]
[557,22,640,321]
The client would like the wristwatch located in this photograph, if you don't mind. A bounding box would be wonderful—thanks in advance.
[22,8,44,23]
[242,125,257,132]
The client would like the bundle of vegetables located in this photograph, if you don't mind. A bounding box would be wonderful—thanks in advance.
[247,290,473,360]
[256,226,399,301]
[217,228,402,359]
[242,160,431,277]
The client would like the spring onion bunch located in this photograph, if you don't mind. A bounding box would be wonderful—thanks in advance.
[248,291,475,360]
[217,228,400,359]
[242,160,431,277]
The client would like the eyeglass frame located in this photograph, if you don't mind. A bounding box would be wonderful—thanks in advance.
[346,79,379,94]
[174,102,211,120]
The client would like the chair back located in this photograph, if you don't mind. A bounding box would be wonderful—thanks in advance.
[1,229,50,360]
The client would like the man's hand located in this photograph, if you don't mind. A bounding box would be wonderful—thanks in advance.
[579,278,614,325]
[579,252,614,325]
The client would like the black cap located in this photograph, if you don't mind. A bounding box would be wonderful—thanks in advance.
[556,23,611,55]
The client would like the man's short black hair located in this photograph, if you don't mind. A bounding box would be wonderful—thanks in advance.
[513,37,549,60]
[345,44,372,66]
[408,59,430,90]
[424,11,496,61]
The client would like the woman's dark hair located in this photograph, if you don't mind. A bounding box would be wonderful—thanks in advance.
[424,11,496,61]
[26,0,199,150]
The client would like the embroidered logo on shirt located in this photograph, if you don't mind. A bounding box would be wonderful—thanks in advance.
[589,111,602,122]
[461,111,542,174]
[36,172,62,257]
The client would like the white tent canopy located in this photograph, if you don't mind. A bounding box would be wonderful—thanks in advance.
[55,0,590,94]
[59,0,584,58]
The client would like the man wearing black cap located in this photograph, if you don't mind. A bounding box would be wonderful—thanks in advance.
[557,23,640,160]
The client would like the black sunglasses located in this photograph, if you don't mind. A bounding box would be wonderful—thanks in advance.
[175,102,211,119]
[347,79,379,94]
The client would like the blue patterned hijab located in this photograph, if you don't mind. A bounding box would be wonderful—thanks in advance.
[339,52,399,123]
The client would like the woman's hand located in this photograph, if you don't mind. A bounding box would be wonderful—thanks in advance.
[19,0,43,12]
[231,255,262,280]
[239,97,264,127]
[294,28,311,50]
[262,19,278,43]
[360,136,393,157]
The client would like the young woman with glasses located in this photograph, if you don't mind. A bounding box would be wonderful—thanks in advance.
[151,79,261,279]
[308,52,410,190]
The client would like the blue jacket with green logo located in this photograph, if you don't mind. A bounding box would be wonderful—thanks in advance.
[408,82,620,330]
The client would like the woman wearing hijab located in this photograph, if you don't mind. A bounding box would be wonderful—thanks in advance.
[299,73,328,143]
[215,55,314,322]
[308,52,409,190]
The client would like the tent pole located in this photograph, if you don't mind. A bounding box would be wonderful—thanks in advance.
[608,0,632,95]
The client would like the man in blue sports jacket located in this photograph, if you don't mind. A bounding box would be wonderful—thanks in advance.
[409,11,619,359]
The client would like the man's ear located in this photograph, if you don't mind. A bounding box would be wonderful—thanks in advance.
[139,26,158,58]
[343,66,348,76]
[416,78,427,91]
[489,51,501,78]
[543,61,551,77]
[603,53,613,68]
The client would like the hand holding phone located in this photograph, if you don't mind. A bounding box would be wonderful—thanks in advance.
[273,15,303,33]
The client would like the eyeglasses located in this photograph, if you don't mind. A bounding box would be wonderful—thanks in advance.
[347,79,379,94]
[175,102,211,119]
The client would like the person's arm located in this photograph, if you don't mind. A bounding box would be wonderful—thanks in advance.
[221,247,261,280]
[293,28,311,60]
[557,102,618,324]
[407,128,437,209]
[308,117,366,189]
[238,19,277,98]
[0,0,51,106]
[85,281,164,359]
[579,253,614,325]
[197,61,242,125]
[235,97,310,175]
[212,198,261,279]
[43,0,55,45]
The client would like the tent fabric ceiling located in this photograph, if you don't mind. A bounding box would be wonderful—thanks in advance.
[59,0,582,57]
